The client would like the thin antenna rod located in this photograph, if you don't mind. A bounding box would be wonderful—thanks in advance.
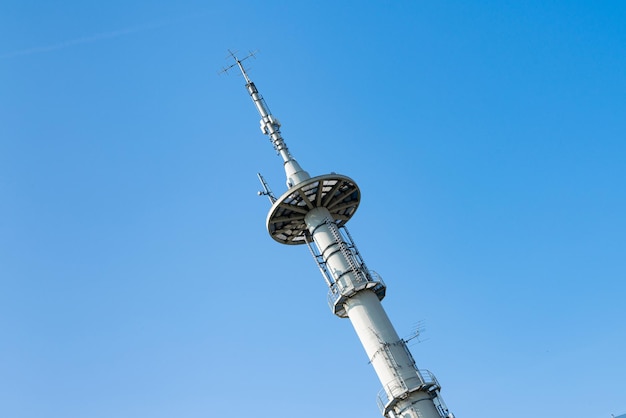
[257,173,277,203]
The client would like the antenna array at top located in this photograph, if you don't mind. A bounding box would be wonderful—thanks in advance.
[218,49,258,77]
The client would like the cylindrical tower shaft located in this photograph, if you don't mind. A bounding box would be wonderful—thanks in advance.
[305,207,444,418]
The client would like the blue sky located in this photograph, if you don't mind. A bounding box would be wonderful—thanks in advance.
[1,1,625,417]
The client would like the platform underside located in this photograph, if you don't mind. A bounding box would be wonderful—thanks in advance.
[267,174,360,245]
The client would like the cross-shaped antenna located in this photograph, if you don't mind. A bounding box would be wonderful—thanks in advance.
[218,49,258,82]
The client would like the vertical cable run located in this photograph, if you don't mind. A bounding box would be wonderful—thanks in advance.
[325,218,365,284]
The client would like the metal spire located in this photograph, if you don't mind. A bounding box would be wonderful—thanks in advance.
[222,50,310,188]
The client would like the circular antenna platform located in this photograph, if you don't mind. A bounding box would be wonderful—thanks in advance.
[266,174,361,245]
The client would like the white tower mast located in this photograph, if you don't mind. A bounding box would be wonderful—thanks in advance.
[225,52,454,418]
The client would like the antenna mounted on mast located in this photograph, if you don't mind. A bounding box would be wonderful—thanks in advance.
[403,320,428,346]
[220,49,311,189]
[218,49,257,80]
[257,173,277,203]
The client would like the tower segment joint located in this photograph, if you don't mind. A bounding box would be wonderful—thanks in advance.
[376,369,453,418]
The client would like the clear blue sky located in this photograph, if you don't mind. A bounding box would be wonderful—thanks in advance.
[1,1,625,417]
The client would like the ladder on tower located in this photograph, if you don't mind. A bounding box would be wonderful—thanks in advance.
[325,218,365,284]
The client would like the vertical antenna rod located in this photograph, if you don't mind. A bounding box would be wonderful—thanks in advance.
[256,172,277,203]
[226,51,310,188]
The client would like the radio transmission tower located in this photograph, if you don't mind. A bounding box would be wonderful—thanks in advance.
[222,51,455,418]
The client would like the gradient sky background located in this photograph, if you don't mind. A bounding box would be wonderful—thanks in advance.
[1,1,625,417]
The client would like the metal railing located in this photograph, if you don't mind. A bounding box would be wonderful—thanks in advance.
[376,370,442,416]
[327,270,386,311]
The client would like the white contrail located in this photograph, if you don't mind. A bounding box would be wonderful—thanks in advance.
[0,20,172,59]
